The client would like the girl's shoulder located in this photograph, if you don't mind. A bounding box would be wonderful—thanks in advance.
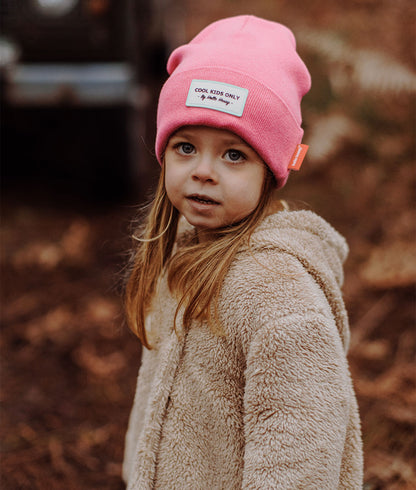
[235,210,348,280]
[220,210,350,347]
[249,210,348,258]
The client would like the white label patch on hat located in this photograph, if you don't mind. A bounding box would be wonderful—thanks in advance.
[186,80,248,117]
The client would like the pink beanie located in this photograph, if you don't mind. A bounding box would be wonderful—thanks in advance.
[155,15,311,188]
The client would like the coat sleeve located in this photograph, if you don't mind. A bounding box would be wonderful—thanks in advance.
[242,309,353,489]
[122,346,156,484]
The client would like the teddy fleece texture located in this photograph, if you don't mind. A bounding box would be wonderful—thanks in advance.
[123,210,363,489]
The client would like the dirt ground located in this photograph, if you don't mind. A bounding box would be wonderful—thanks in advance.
[1,1,415,489]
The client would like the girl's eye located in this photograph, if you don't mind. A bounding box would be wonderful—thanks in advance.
[176,142,195,155]
[225,149,245,162]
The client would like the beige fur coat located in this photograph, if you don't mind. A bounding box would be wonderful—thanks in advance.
[123,210,363,489]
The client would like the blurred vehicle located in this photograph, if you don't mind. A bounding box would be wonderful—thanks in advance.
[0,0,163,202]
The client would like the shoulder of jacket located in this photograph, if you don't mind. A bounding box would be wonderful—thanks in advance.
[222,247,324,321]
[221,245,343,341]
[230,244,305,282]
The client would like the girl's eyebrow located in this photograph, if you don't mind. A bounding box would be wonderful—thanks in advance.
[221,138,247,147]
[170,130,248,148]
[170,130,194,140]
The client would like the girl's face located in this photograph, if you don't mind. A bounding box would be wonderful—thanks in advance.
[164,126,266,237]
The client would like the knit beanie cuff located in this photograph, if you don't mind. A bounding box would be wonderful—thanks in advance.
[157,68,303,188]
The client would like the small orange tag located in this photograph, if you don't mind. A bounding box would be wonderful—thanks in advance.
[288,144,308,171]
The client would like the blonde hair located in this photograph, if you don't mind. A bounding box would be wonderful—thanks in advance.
[125,164,280,349]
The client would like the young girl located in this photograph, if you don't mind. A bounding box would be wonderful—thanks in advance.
[123,15,363,489]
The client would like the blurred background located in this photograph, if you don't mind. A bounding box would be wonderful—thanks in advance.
[1,0,415,488]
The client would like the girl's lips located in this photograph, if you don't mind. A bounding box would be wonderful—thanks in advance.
[186,194,220,205]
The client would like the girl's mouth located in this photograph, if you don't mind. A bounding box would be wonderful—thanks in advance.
[186,194,220,205]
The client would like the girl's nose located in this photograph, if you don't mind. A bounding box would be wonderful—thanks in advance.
[191,156,218,183]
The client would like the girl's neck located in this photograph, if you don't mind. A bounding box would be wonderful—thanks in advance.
[195,227,216,243]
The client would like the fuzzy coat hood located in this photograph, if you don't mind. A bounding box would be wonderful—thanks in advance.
[123,210,363,489]
[245,210,350,349]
